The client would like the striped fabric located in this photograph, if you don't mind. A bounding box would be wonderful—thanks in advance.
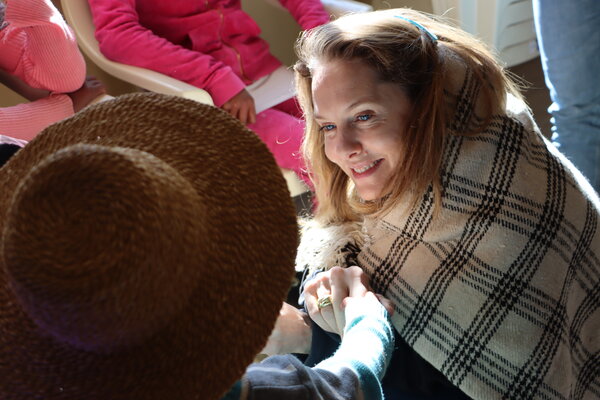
[0,0,86,140]
[297,53,600,399]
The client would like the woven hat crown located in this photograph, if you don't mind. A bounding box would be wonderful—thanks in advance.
[0,93,298,399]
[5,144,207,352]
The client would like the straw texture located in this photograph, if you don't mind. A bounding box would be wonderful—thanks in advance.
[0,93,298,399]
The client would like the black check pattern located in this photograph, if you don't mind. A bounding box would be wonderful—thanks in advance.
[359,69,600,399]
[299,63,600,399]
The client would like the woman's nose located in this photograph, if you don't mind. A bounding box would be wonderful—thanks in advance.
[335,127,362,159]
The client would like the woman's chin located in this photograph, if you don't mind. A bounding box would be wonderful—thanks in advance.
[356,188,382,202]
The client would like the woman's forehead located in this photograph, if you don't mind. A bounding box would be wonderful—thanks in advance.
[311,59,377,88]
[311,59,410,118]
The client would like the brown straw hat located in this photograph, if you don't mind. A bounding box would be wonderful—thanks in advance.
[0,93,298,399]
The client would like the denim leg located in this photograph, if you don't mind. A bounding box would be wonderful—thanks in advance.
[533,0,600,192]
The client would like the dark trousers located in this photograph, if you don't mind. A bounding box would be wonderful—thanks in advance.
[0,143,21,168]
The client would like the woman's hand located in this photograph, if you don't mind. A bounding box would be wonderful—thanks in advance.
[67,76,106,113]
[304,266,393,337]
[260,302,312,356]
[221,89,256,125]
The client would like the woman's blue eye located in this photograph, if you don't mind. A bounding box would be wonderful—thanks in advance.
[356,114,372,121]
[319,124,335,132]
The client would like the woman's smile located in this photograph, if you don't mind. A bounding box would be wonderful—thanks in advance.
[351,158,383,176]
[311,59,412,200]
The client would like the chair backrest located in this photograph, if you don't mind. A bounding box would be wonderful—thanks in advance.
[59,0,372,198]
[263,0,372,14]
[60,0,371,103]
[60,0,213,104]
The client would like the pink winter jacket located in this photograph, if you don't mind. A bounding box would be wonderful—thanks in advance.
[0,0,86,141]
[88,0,330,106]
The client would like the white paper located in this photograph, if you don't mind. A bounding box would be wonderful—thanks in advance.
[247,66,296,114]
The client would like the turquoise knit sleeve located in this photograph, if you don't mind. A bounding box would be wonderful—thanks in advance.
[315,298,395,400]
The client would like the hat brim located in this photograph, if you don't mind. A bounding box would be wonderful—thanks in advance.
[0,93,298,399]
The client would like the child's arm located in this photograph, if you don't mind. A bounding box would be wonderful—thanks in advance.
[88,0,245,107]
[0,0,86,93]
[234,293,394,400]
[312,294,394,400]
[278,0,331,30]
[0,95,74,141]
[0,75,106,141]
[0,67,50,101]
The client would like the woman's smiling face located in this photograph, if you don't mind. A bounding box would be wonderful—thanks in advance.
[311,59,412,201]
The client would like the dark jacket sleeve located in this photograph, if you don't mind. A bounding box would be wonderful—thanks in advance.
[237,300,394,400]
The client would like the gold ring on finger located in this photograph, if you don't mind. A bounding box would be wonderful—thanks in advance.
[317,295,333,309]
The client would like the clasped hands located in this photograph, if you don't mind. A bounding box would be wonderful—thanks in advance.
[260,266,393,356]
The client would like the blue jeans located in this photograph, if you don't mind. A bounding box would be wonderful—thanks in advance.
[533,0,600,192]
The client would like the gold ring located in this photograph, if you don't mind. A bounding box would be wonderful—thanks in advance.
[317,295,333,309]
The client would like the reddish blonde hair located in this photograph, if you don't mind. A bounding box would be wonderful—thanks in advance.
[294,8,524,224]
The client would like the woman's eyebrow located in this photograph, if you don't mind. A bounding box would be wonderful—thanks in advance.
[313,97,379,120]
[346,98,378,111]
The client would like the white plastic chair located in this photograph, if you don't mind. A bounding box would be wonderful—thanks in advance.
[60,0,372,196]
[60,0,214,105]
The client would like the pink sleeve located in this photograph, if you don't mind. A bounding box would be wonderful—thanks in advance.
[0,94,74,141]
[279,0,331,30]
[0,0,86,92]
[88,0,245,107]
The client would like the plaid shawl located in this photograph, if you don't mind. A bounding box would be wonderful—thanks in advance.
[297,54,600,399]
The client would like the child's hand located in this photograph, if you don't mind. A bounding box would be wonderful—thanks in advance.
[304,266,393,337]
[67,76,106,113]
[222,89,256,125]
[260,302,312,356]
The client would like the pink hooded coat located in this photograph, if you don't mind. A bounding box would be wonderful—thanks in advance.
[89,0,329,106]
[88,0,330,182]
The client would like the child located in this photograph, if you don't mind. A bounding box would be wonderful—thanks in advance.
[87,0,331,184]
[0,0,106,141]
[0,93,394,400]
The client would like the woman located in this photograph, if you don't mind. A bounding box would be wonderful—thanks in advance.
[292,8,599,399]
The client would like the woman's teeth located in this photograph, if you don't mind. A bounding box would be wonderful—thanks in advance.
[353,159,381,173]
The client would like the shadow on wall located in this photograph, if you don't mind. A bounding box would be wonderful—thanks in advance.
[49,0,138,97]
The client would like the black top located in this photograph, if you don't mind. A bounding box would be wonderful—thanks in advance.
[0,143,21,167]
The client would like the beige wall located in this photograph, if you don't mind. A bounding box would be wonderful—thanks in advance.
[245,0,434,67]
[242,0,303,67]
[370,0,432,13]
[0,86,26,108]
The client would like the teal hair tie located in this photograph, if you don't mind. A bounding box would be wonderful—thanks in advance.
[394,15,438,42]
